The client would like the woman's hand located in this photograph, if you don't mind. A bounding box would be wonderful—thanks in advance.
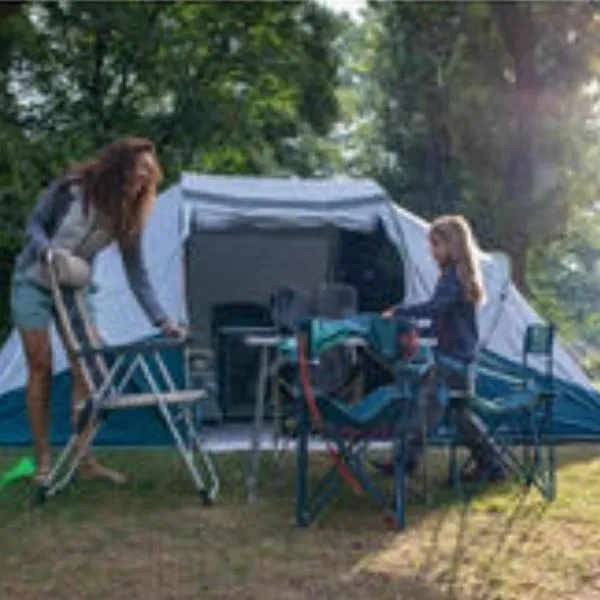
[159,320,187,339]
[382,307,396,319]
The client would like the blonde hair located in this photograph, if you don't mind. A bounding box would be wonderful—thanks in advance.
[429,215,486,305]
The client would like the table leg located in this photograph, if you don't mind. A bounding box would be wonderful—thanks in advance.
[246,346,269,504]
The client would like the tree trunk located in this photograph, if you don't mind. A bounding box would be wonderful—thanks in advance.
[494,3,540,292]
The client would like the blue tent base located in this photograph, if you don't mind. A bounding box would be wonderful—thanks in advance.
[475,349,600,441]
[0,371,177,446]
[0,340,187,447]
[2,346,600,446]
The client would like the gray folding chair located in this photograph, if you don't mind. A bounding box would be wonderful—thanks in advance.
[268,287,313,463]
[312,283,361,399]
[40,250,219,504]
[313,282,358,319]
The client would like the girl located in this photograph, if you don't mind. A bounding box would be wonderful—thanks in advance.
[380,215,506,481]
[11,137,184,484]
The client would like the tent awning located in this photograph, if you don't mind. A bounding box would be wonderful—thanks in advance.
[179,173,393,234]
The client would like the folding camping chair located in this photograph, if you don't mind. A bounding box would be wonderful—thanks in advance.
[444,323,556,501]
[313,283,358,319]
[312,283,362,401]
[40,251,219,503]
[269,284,362,445]
[267,287,312,472]
[294,315,431,529]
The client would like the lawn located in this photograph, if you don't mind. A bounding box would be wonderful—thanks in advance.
[1,446,600,600]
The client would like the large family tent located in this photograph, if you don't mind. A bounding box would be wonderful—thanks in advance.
[1,174,599,445]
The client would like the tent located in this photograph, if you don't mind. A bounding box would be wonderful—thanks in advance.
[1,173,599,445]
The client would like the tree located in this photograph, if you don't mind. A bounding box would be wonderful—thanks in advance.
[0,1,22,21]
[9,1,341,180]
[0,0,343,337]
[361,1,600,288]
[529,209,600,345]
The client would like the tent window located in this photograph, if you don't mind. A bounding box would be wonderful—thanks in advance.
[335,221,405,312]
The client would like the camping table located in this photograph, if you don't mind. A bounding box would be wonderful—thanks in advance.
[241,330,285,504]
[217,325,279,503]
[243,332,367,504]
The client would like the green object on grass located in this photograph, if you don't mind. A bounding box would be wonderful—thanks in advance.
[0,457,36,490]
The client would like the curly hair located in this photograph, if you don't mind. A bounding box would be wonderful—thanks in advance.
[429,215,486,305]
[68,137,163,244]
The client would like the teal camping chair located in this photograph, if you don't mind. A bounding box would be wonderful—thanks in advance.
[294,315,430,530]
[444,323,556,500]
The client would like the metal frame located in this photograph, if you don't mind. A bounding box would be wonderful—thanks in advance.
[294,316,428,530]
[40,252,219,503]
[444,324,556,501]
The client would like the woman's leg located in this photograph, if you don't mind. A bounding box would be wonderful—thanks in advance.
[65,328,127,484]
[19,329,53,482]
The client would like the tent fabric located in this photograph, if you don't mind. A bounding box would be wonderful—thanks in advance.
[1,173,599,445]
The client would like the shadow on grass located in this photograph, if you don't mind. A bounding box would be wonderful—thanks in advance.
[445,488,547,599]
[0,446,588,599]
[0,445,559,530]
[256,449,558,599]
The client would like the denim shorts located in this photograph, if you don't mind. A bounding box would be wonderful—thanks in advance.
[10,270,97,331]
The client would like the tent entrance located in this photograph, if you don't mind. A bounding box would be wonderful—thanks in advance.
[335,221,405,313]
[184,222,405,421]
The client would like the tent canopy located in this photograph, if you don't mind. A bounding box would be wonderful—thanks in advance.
[181,174,406,349]
[0,173,599,444]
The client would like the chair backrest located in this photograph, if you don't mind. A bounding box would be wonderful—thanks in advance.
[47,258,109,395]
[313,283,358,319]
[523,323,555,384]
[311,284,359,396]
[270,287,313,333]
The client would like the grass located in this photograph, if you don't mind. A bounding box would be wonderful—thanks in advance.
[1,445,600,600]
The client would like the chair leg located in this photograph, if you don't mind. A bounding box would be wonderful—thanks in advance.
[448,405,460,496]
[522,414,533,486]
[545,399,556,501]
[296,401,310,527]
[182,406,220,504]
[393,419,407,530]
[548,435,556,501]
[44,417,102,499]
[420,403,430,505]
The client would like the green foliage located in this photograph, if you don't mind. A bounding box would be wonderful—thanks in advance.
[529,210,600,347]
[8,1,341,179]
[3,1,600,354]
[355,2,600,288]
[0,0,343,338]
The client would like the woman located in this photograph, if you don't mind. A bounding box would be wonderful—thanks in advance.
[11,137,184,484]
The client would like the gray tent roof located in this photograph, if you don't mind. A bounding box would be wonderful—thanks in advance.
[180,174,394,233]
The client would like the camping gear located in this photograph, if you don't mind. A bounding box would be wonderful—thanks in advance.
[294,314,431,529]
[269,287,313,483]
[244,284,364,503]
[1,174,599,445]
[443,323,556,500]
[39,251,218,503]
